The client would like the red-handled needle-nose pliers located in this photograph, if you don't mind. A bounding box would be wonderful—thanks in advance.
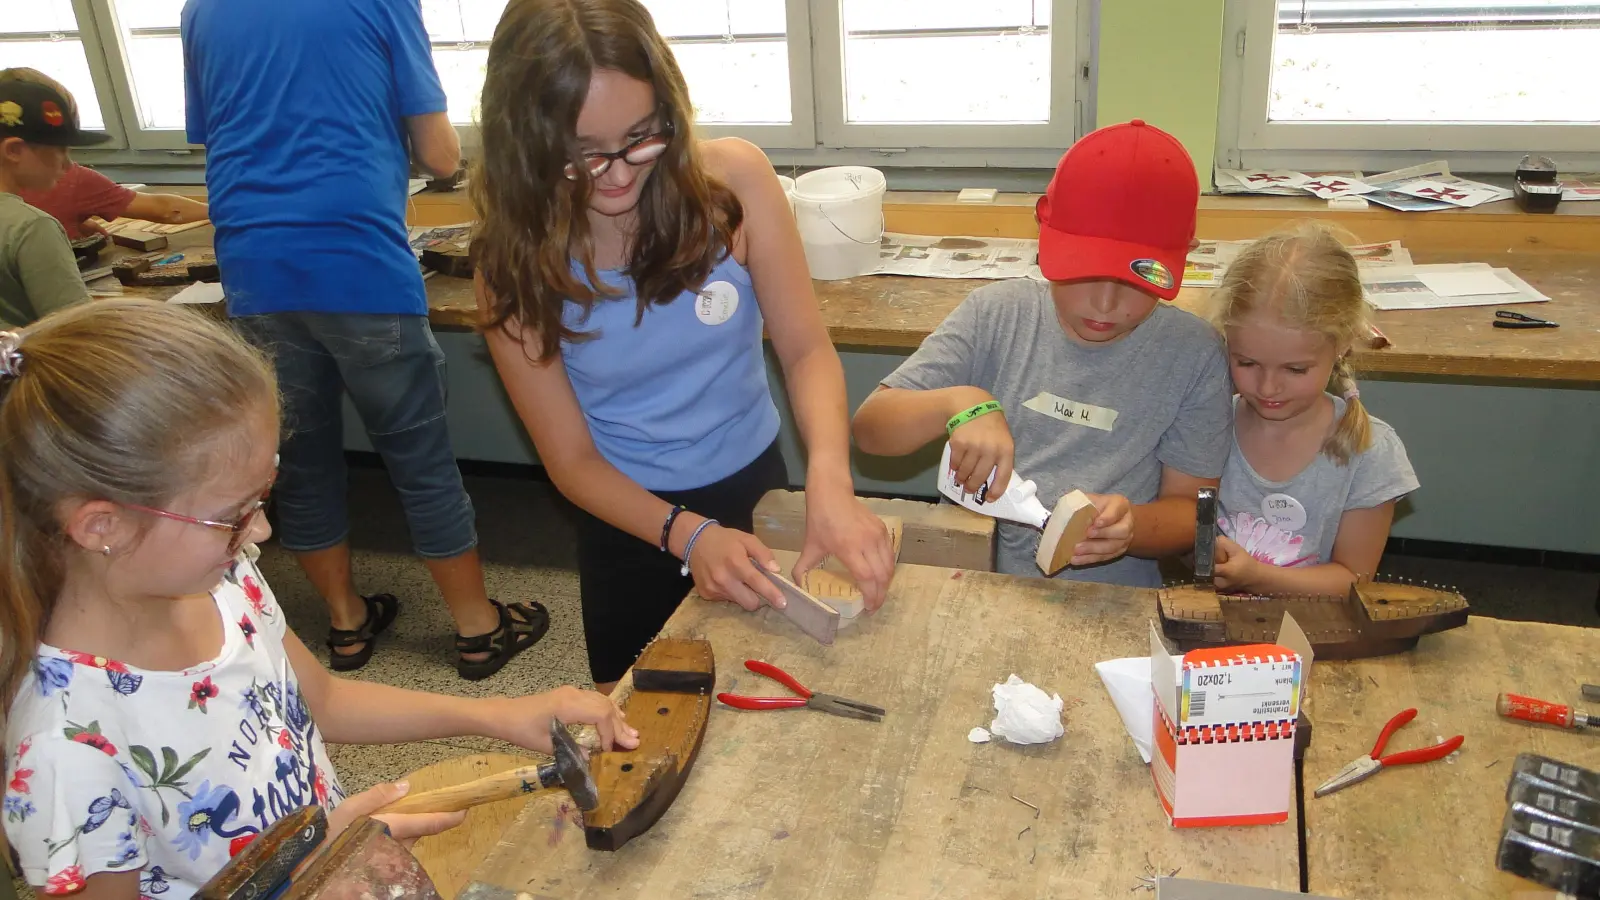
[1314,708,1463,798]
[716,660,885,722]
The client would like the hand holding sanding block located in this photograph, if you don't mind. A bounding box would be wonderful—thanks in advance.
[758,567,840,644]
[936,443,1095,575]
[799,516,904,622]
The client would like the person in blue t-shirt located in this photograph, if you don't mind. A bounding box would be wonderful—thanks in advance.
[181,0,545,680]
[473,0,896,692]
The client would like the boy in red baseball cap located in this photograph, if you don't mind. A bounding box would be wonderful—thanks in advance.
[0,68,112,327]
[853,120,1231,586]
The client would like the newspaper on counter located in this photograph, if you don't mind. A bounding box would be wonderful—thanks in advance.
[875,233,1038,279]
[1215,169,1364,196]
[1216,162,1511,210]
[1558,175,1600,201]
[1362,262,1548,311]
[408,224,474,261]
[1184,239,1413,288]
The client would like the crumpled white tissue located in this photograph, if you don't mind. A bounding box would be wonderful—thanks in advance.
[988,675,1064,745]
[968,727,992,743]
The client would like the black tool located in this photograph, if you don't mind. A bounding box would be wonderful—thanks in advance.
[1494,309,1559,329]
[1515,155,1562,214]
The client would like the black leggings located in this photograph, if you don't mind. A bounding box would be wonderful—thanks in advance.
[576,441,788,683]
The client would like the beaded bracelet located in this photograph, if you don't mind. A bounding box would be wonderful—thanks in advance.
[946,400,1002,436]
[659,504,688,553]
[680,518,719,577]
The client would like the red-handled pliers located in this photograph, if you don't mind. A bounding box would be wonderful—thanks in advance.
[1314,708,1464,798]
[716,660,885,722]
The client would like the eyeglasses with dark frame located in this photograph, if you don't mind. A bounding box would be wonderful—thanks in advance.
[121,474,276,558]
[565,124,675,181]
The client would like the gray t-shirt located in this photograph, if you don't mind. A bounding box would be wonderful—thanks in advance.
[881,278,1232,586]
[0,193,89,328]
[1218,395,1418,569]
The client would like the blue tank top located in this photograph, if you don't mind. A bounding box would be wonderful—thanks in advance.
[560,254,781,490]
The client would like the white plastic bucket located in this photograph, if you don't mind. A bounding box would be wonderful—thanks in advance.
[776,174,796,215]
[792,166,886,280]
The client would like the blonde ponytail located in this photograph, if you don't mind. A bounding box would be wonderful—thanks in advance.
[1323,356,1373,466]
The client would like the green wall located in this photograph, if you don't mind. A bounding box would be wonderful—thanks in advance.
[1095,0,1227,182]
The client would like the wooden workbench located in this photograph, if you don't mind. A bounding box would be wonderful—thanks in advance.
[1301,617,1600,899]
[457,556,1300,899]
[106,222,1600,384]
[423,251,1600,384]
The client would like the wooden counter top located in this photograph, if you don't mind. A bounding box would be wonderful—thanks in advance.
[426,251,1600,384]
[106,222,1600,384]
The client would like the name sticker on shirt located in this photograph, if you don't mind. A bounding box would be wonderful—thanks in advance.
[1261,493,1308,532]
[695,281,739,326]
[1023,391,1119,432]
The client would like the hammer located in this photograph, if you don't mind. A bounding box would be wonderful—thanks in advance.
[197,719,596,900]
[377,717,600,814]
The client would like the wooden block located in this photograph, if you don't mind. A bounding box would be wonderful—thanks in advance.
[800,568,866,619]
[801,514,902,622]
[111,230,168,252]
[758,569,839,644]
[631,637,716,693]
[1035,489,1095,575]
[753,490,993,571]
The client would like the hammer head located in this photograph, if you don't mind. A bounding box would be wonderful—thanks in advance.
[549,717,600,811]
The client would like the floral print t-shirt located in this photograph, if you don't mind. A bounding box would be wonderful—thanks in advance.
[1219,394,1419,570]
[3,548,345,898]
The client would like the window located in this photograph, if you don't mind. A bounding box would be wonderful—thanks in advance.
[1218,1,1600,171]
[42,0,1084,166]
[1,1,110,133]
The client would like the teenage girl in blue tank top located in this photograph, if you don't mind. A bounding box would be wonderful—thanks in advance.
[471,0,895,691]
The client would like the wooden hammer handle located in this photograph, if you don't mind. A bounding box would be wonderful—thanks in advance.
[378,765,551,815]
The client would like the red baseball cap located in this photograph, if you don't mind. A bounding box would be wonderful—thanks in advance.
[1035,120,1198,301]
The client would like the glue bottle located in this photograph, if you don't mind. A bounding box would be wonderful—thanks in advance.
[937,443,1051,530]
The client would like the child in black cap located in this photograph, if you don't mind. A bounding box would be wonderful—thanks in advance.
[0,68,113,327]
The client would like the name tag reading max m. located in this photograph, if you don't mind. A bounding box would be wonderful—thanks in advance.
[1023,391,1119,432]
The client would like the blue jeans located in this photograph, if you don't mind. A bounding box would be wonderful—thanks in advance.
[235,312,477,558]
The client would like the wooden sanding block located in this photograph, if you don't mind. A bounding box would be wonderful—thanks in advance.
[759,568,839,645]
[1036,490,1096,575]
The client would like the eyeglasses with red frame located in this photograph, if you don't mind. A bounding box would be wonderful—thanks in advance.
[121,474,275,558]
[564,124,675,181]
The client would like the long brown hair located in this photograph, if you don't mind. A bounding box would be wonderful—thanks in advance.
[1210,222,1373,465]
[472,0,743,361]
[0,301,278,713]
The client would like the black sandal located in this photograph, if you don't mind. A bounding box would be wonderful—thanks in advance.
[455,599,549,681]
[326,593,400,672]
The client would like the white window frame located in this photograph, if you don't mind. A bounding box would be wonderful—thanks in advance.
[1216,0,1600,174]
[79,0,197,152]
[1,0,133,151]
[64,0,1090,170]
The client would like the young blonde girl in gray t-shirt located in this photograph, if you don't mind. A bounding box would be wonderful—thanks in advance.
[1208,224,1418,596]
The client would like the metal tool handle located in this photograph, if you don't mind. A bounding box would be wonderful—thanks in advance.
[1381,734,1463,766]
[717,693,808,710]
[745,660,812,698]
[1370,708,1417,757]
[1498,692,1577,728]
[1193,487,1218,580]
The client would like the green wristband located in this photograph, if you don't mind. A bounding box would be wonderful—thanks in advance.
[947,400,1002,436]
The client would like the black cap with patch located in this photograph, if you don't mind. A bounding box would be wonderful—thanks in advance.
[0,79,112,148]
